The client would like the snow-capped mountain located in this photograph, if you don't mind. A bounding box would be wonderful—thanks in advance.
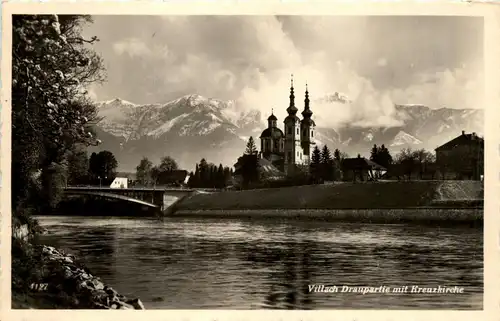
[90,94,262,171]
[390,130,423,147]
[90,94,483,172]
[97,94,254,140]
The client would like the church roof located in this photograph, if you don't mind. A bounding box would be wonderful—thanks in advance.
[267,113,277,121]
[260,127,284,139]
[284,115,301,123]
[301,118,315,126]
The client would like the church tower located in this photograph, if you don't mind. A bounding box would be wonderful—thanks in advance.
[283,75,303,173]
[300,83,316,164]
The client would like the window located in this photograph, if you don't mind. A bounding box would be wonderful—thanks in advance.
[274,140,279,150]
[297,128,299,135]
[311,130,314,137]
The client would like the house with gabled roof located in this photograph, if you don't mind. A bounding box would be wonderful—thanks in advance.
[435,130,484,180]
[341,155,386,182]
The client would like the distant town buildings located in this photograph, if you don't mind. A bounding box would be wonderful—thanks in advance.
[259,75,315,174]
[435,130,484,180]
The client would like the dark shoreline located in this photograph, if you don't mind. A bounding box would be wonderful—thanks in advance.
[170,208,482,227]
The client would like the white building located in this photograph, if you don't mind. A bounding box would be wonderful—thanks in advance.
[110,177,128,189]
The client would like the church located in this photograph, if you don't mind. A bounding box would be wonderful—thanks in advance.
[259,76,316,174]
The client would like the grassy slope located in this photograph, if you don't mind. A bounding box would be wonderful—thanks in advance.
[177,181,484,211]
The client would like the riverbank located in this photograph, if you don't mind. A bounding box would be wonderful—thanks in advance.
[172,208,482,226]
[173,180,483,223]
[12,235,145,309]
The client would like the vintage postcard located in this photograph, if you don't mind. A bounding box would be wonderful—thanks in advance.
[1,1,499,321]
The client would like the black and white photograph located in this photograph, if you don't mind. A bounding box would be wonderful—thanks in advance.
[5,5,489,313]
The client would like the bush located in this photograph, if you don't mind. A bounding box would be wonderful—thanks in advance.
[11,238,45,292]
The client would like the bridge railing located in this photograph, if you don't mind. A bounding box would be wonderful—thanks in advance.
[66,185,222,192]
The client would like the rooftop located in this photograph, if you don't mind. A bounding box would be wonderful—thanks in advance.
[435,131,484,151]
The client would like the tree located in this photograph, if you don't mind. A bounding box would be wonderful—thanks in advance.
[369,144,392,179]
[393,148,436,180]
[88,150,118,183]
[333,148,346,181]
[376,144,393,169]
[66,147,89,185]
[245,136,258,155]
[209,164,217,187]
[88,152,99,179]
[370,144,379,163]
[320,145,334,181]
[187,171,195,187]
[199,158,210,185]
[151,166,160,186]
[40,163,68,210]
[158,156,178,173]
[333,149,341,162]
[12,15,105,215]
[411,149,436,179]
[240,154,259,187]
[310,146,322,183]
[393,148,417,180]
[223,166,233,187]
[234,138,260,188]
[188,164,200,188]
[216,164,225,188]
[136,157,153,186]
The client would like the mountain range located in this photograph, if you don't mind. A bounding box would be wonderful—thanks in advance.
[89,94,484,172]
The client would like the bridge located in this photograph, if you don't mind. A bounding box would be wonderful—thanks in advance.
[64,186,215,213]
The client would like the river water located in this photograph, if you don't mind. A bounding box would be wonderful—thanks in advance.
[36,215,483,310]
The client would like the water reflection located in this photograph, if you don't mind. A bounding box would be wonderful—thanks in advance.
[36,216,483,309]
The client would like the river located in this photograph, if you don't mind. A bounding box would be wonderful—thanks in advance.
[35,215,483,310]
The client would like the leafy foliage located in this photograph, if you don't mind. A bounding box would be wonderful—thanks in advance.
[188,159,232,188]
[158,156,179,173]
[66,147,89,185]
[391,148,436,180]
[135,157,153,186]
[88,151,117,183]
[369,144,393,168]
[12,14,105,213]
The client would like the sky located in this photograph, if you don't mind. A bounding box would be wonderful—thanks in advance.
[82,15,484,128]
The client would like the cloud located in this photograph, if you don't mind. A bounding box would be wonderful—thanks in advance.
[113,38,151,57]
[84,15,484,128]
[377,58,387,67]
[388,64,484,110]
